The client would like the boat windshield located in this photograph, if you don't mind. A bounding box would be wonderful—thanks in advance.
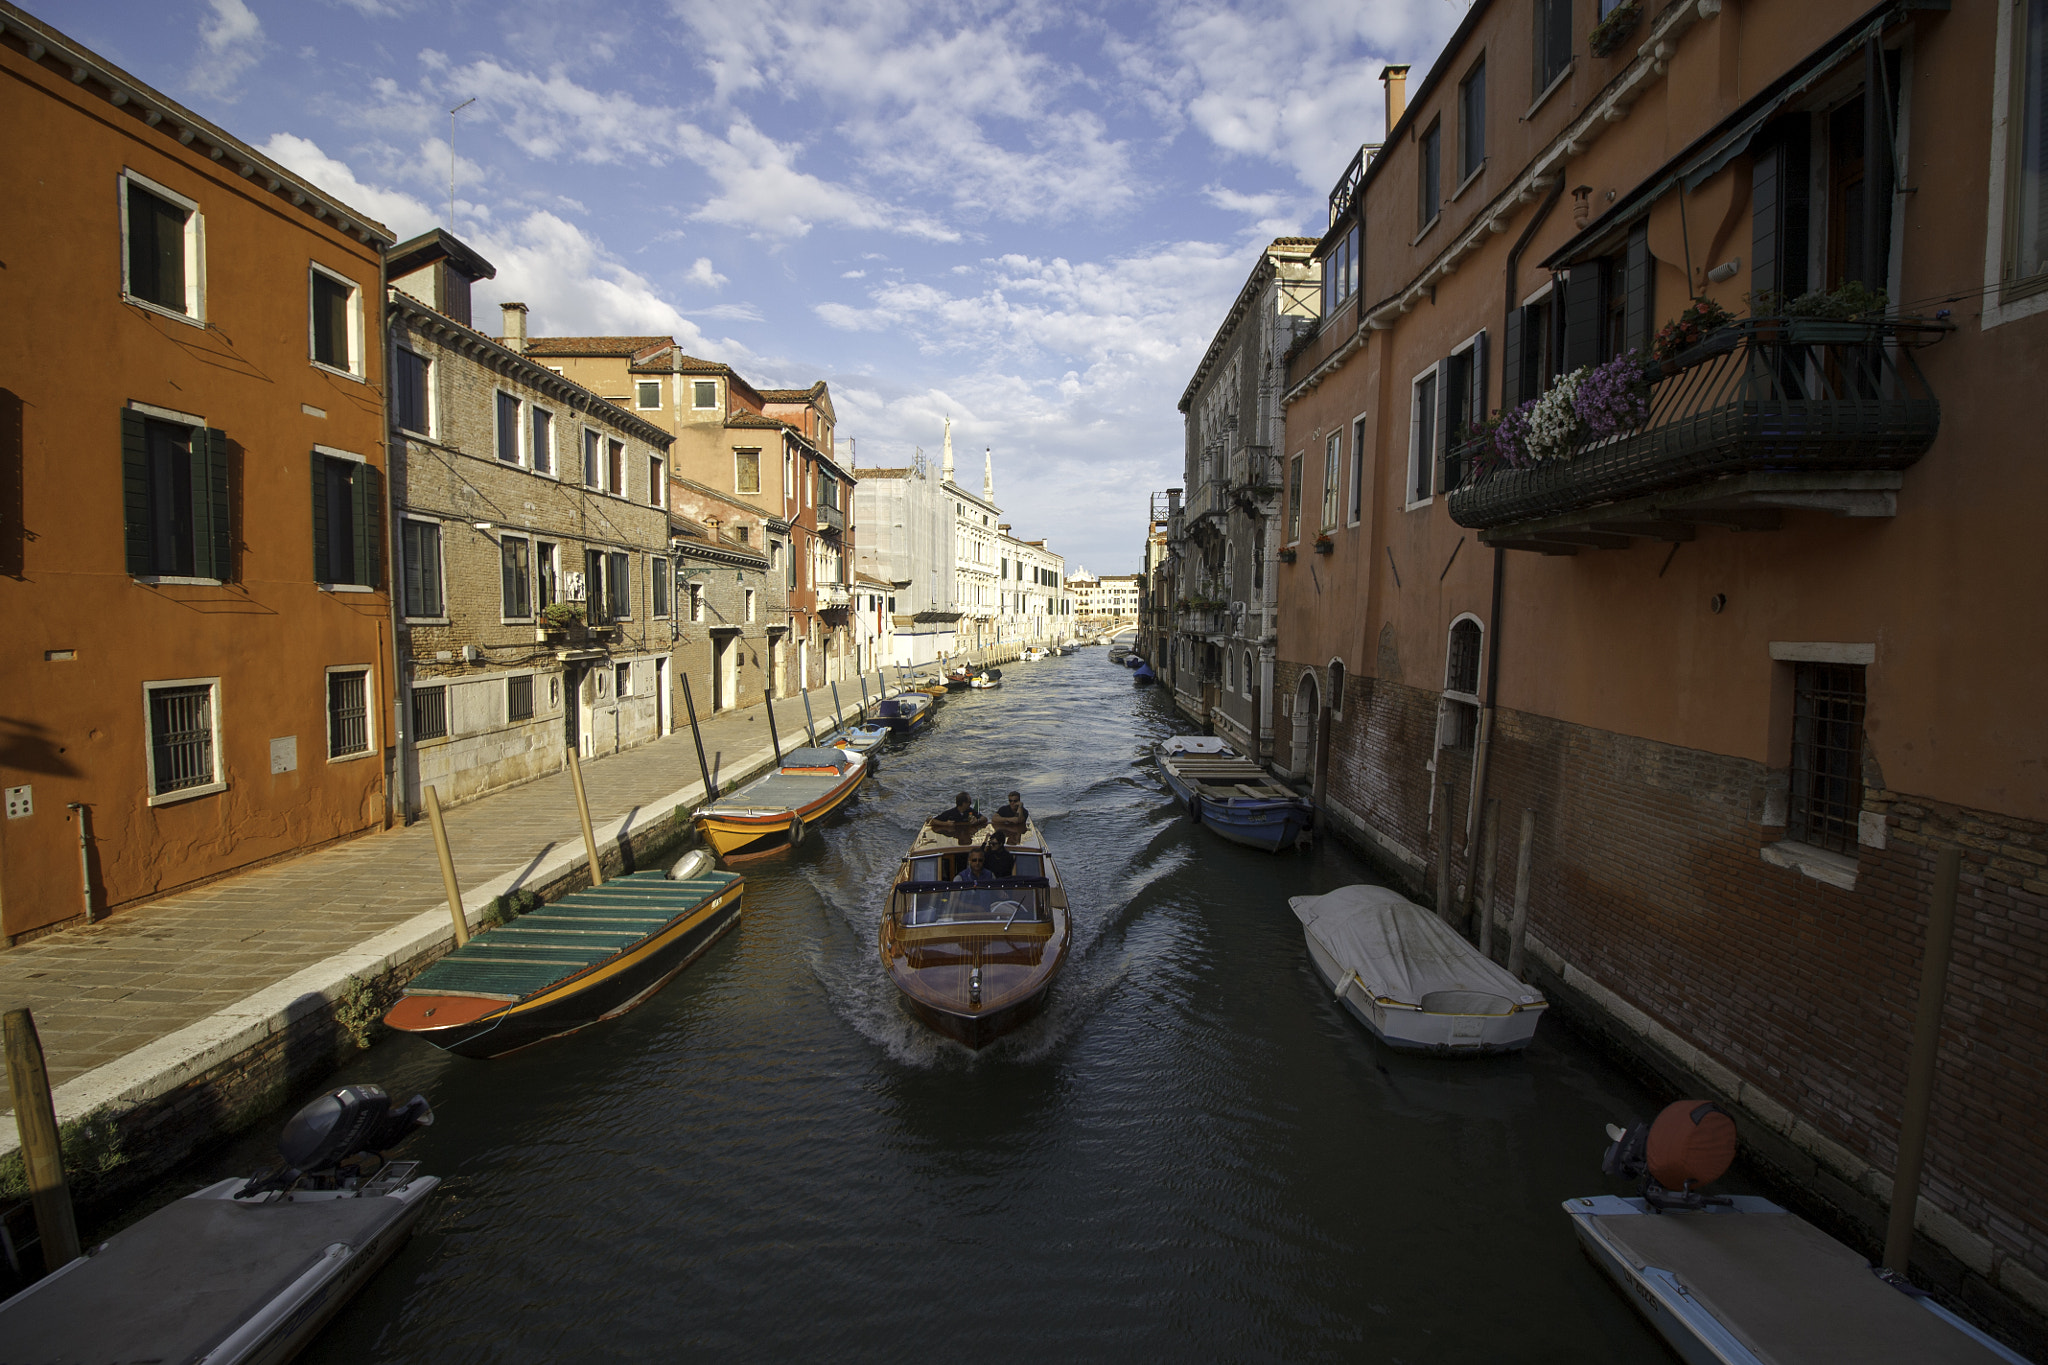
[898,884,1048,928]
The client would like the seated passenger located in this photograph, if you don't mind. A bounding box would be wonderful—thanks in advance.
[991,790,1030,836]
[953,848,998,884]
[929,791,987,841]
[983,829,1017,879]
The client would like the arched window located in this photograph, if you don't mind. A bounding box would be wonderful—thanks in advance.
[1292,669,1321,778]
[1243,649,1255,699]
[1328,659,1347,719]
[1441,617,1484,750]
[1228,649,1237,690]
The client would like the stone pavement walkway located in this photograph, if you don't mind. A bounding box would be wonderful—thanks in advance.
[0,666,927,1122]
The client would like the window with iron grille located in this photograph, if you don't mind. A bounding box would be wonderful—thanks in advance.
[327,669,370,758]
[507,673,535,722]
[412,684,448,741]
[1789,662,1866,854]
[147,681,217,796]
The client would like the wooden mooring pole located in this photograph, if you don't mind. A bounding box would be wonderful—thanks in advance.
[4,1008,81,1271]
[830,681,845,731]
[680,673,717,799]
[1885,845,1962,1274]
[1476,797,1501,958]
[421,784,468,946]
[801,687,820,746]
[764,691,785,767]
[1506,808,1536,979]
[857,673,870,721]
[565,747,605,887]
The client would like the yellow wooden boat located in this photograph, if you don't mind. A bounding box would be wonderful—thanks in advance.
[878,816,1071,1048]
[694,746,869,859]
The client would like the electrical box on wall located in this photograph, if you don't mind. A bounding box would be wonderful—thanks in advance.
[462,645,484,664]
[5,786,31,819]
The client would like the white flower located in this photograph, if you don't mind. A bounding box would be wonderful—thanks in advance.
[1526,367,1588,462]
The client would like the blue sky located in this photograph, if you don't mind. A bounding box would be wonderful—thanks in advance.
[35,0,1463,574]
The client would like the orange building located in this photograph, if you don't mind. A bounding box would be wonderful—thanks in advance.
[1270,0,2048,1333]
[0,6,396,940]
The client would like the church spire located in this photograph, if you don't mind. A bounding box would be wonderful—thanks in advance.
[941,416,954,483]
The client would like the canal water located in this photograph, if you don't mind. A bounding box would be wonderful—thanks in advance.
[159,652,1686,1363]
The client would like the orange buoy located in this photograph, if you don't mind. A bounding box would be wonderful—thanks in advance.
[1645,1100,1738,1190]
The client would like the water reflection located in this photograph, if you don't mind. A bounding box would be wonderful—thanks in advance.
[141,650,1674,1363]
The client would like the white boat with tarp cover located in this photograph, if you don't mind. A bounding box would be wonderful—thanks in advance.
[1291,884,1546,1052]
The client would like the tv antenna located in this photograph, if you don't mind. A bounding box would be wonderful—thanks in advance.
[448,97,476,233]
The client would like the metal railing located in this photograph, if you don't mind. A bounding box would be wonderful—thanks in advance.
[817,501,846,535]
[1446,318,1945,530]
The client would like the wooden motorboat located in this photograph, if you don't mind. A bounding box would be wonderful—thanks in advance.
[694,745,868,858]
[944,666,975,690]
[1291,884,1547,1053]
[0,1085,435,1364]
[1156,736,1313,851]
[1020,646,1049,661]
[968,667,1002,689]
[907,672,950,701]
[879,817,1072,1048]
[386,855,745,1057]
[874,691,932,733]
[1132,661,1157,685]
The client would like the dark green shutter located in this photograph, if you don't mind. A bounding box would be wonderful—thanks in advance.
[194,427,230,581]
[311,453,330,584]
[1751,117,1810,302]
[121,409,150,574]
[1501,304,1525,412]
[1624,225,1653,357]
[1561,265,1603,371]
[352,462,382,589]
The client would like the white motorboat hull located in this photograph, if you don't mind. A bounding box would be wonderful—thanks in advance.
[1303,930,1543,1053]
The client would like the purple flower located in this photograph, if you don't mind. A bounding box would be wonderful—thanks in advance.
[1572,350,1650,436]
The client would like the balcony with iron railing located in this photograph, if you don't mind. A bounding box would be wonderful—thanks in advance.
[817,500,846,535]
[1227,446,1281,503]
[816,581,851,610]
[1445,319,1946,552]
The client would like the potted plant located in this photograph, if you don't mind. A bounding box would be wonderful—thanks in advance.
[1313,534,1335,555]
[1759,281,1890,343]
[1588,0,1642,57]
[1653,296,1737,364]
[540,601,583,637]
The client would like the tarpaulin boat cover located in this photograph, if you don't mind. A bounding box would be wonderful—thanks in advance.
[1290,885,1544,1011]
[782,746,857,770]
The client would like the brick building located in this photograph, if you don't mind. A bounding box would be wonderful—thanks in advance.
[1163,238,1320,756]
[1269,0,2048,1338]
[387,235,675,809]
[669,476,778,715]
[0,5,396,939]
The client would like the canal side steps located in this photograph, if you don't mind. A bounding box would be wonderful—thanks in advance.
[403,874,741,1002]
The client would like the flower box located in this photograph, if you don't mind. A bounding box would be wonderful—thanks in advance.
[1313,537,1335,555]
[1588,0,1642,57]
[1277,547,1298,564]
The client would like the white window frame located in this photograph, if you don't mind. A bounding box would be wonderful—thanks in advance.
[649,454,666,508]
[1407,364,1444,511]
[401,514,449,623]
[636,378,662,410]
[324,664,376,762]
[692,378,718,410]
[1347,414,1368,526]
[500,532,534,622]
[583,427,602,488]
[745,587,756,623]
[1322,431,1343,533]
[143,676,226,805]
[307,261,365,380]
[607,438,627,498]
[1438,613,1485,752]
[1243,648,1255,700]
[650,555,671,618]
[529,403,555,475]
[1327,657,1348,720]
[494,390,525,467]
[735,448,762,495]
[1987,6,2048,326]
[118,169,205,326]
[688,581,705,623]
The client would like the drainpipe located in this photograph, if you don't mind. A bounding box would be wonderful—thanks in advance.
[379,249,412,829]
[65,803,96,923]
[1461,172,1566,937]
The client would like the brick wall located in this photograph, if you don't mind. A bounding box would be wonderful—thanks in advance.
[1315,675,2048,1328]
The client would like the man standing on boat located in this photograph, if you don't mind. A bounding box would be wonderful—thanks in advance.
[931,792,986,841]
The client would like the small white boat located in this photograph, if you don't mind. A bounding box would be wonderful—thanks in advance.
[0,1085,436,1364]
[1020,646,1049,661]
[1290,884,1546,1053]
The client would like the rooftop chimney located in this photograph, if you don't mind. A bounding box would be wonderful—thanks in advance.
[1381,64,1411,135]
[501,302,529,354]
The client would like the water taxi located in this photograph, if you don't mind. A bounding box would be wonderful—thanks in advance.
[385,853,744,1057]
[1156,736,1313,851]
[693,745,868,857]
[879,817,1072,1048]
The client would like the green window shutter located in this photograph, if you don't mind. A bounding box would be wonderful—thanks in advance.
[194,427,231,581]
[1560,265,1604,372]
[121,409,150,574]
[311,452,330,584]
[1624,225,1653,358]
[1501,305,1524,413]
[352,461,383,589]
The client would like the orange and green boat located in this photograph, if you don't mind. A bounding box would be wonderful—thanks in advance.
[692,745,869,858]
[385,861,744,1058]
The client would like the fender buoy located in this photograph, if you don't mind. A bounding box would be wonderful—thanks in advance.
[1645,1100,1737,1189]
[1188,792,1203,823]
[786,809,805,847]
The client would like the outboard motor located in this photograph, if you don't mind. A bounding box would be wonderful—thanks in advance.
[1603,1099,1738,1212]
[237,1084,434,1197]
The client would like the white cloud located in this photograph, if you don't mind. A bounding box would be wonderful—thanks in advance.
[841,269,866,279]
[189,0,263,100]
[684,257,729,289]
[259,133,442,239]
[677,118,959,242]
